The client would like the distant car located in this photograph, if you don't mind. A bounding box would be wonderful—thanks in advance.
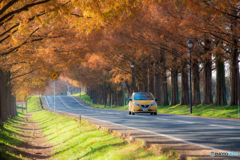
[128,92,157,115]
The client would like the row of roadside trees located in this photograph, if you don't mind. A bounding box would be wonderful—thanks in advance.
[64,1,240,107]
[0,0,239,126]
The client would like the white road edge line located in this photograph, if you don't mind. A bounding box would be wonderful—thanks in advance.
[71,96,121,115]
[44,96,53,110]
[71,96,91,109]
[64,112,230,153]
[67,96,238,128]
[45,96,239,155]
[58,96,80,110]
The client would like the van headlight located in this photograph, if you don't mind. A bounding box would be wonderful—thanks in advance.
[133,102,141,107]
[149,102,156,107]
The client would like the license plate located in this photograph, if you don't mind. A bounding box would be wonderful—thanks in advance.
[143,109,148,111]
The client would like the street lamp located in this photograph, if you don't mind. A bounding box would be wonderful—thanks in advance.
[187,39,193,114]
[130,62,135,94]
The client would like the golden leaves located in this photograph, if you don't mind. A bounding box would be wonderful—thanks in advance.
[35,16,42,25]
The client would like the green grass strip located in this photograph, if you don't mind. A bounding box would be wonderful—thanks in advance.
[0,112,26,159]
[30,103,169,159]
[26,95,42,112]
[71,93,240,119]
[71,93,127,111]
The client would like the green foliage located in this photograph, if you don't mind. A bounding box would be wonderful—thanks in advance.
[71,93,127,110]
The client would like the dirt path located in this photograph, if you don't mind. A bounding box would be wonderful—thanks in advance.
[15,113,53,160]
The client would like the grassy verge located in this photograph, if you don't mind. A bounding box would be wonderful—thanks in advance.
[72,93,240,119]
[30,98,170,159]
[26,95,42,112]
[158,104,239,119]
[0,95,42,159]
[1,95,171,159]
[71,93,127,110]
[32,111,170,159]
[0,112,25,160]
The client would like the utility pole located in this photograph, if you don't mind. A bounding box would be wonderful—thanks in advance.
[104,75,106,108]
[53,80,56,115]
[122,82,126,110]
[50,71,58,115]
[67,85,69,96]
[187,39,193,114]
[80,88,81,97]
[130,62,135,94]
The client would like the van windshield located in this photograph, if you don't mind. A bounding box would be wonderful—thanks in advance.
[134,93,153,100]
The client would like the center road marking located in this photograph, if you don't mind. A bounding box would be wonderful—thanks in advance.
[69,113,230,153]
[58,97,74,110]
[176,120,196,124]
[69,96,238,129]
[44,96,240,157]
[156,118,169,121]
[209,124,235,129]
[71,96,91,109]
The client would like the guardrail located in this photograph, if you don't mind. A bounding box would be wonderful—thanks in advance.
[16,106,26,112]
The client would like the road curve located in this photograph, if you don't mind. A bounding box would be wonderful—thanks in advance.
[43,96,240,155]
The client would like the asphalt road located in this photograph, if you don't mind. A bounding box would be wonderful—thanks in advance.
[43,95,240,153]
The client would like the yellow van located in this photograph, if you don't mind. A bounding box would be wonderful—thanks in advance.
[128,92,158,115]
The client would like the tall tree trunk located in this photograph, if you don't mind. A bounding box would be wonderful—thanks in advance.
[25,96,28,113]
[230,16,239,105]
[112,89,115,106]
[0,69,6,126]
[154,73,160,102]
[171,70,178,105]
[125,81,131,95]
[147,69,150,92]
[98,86,101,104]
[202,60,212,104]
[109,86,111,105]
[192,59,201,105]
[102,85,104,105]
[6,71,12,118]
[149,76,154,95]
[202,39,212,104]
[11,95,17,117]
[160,72,168,105]
[13,96,17,116]
[229,8,239,105]
[230,48,239,105]
[215,51,227,105]
[104,81,106,107]
[142,68,148,92]
[180,61,189,105]
[7,72,16,117]
[160,53,168,105]
[114,90,117,106]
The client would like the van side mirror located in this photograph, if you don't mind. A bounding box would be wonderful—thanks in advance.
[155,99,158,102]
[129,98,132,101]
